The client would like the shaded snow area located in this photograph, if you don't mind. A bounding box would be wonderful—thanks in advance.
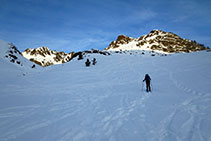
[0,50,211,141]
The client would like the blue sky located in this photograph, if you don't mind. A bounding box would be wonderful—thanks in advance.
[0,0,211,52]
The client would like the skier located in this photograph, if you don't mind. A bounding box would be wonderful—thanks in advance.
[92,58,97,65]
[85,59,91,67]
[143,74,151,92]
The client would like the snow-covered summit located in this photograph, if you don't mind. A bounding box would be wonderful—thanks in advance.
[22,47,74,67]
[105,30,208,53]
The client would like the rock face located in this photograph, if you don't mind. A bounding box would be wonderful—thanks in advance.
[22,47,74,67]
[105,30,208,53]
[0,40,36,68]
[4,43,23,65]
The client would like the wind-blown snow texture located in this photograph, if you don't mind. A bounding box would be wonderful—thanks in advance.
[0,46,211,140]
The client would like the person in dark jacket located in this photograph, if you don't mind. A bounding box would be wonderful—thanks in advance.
[92,58,97,65]
[85,59,91,67]
[143,74,151,92]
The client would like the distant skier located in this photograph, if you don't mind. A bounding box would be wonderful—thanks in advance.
[92,58,97,65]
[85,59,91,67]
[143,74,151,92]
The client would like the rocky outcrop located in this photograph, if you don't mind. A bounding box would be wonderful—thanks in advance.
[105,30,208,53]
[71,49,110,60]
[4,43,23,65]
[0,40,36,69]
[22,47,74,67]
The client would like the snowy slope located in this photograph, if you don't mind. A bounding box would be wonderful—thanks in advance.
[0,50,211,141]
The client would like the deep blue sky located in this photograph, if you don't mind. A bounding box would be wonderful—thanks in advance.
[0,0,211,52]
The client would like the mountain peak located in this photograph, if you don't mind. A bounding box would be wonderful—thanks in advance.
[150,29,166,33]
[36,46,50,51]
[107,35,134,50]
[148,29,167,37]
[105,30,208,53]
[22,47,74,67]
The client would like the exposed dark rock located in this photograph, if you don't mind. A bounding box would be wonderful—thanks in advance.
[71,50,110,61]
[22,47,74,67]
[30,58,42,66]
[105,30,208,53]
[9,54,18,60]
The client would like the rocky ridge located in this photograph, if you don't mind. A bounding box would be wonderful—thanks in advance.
[4,43,23,65]
[0,40,36,68]
[105,30,208,53]
[22,47,111,67]
[22,47,74,67]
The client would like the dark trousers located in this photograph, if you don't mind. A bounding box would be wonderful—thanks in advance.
[146,82,151,92]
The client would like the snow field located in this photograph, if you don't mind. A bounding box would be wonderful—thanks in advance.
[0,51,211,141]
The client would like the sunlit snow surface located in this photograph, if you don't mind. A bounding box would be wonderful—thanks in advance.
[0,46,211,140]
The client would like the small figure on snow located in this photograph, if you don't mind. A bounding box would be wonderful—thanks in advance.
[31,64,36,68]
[92,58,97,65]
[85,59,91,67]
[78,54,83,60]
[143,74,151,92]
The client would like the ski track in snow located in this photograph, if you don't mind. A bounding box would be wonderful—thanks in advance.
[0,52,211,141]
[151,55,211,141]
